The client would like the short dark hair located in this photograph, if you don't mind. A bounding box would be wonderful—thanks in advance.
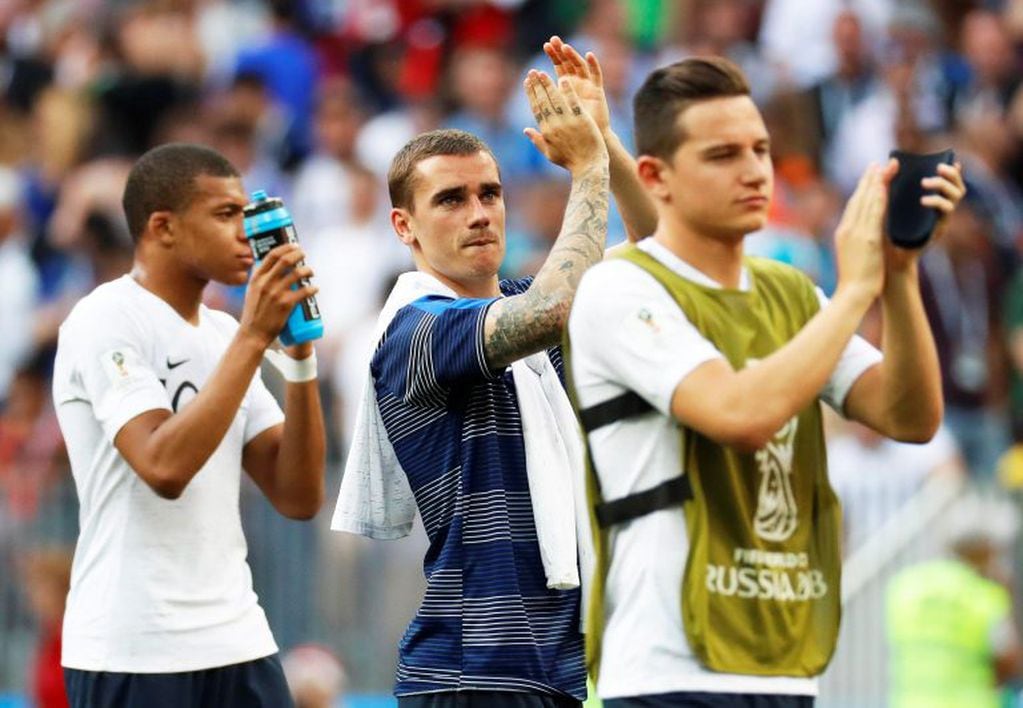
[122,143,239,242]
[387,129,496,212]
[633,57,751,160]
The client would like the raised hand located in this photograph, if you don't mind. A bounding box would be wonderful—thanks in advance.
[834,163,891,302]
[884,160,967,272]
[239,243,318,348]
[523,69,608,174]
[543,35,611,135]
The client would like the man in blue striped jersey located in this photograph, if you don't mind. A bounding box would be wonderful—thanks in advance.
[332,50,655,708]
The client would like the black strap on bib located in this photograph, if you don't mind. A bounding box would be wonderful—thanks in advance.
[578,391,653,433]
[594,475,692,528]
[579,391,692,528]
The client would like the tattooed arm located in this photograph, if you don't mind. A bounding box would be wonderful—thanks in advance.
[483,70,610,370]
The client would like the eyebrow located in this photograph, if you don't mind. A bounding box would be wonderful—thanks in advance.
[211,201,245,212]
[429,182,503,205]
[699,138,771,155]
[430,186,467,205]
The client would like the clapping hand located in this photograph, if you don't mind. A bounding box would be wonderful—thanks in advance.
[523,69,607,174]
[543,36,611,136]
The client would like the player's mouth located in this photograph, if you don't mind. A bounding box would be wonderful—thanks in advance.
[463,234,498,248]
[737,194,769,208]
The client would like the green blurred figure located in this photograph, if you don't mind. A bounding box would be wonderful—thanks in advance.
[886,497,1022,708]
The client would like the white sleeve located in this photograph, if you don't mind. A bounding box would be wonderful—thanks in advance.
[243,372,285,444]
[569,261,724,415]
[816,287,884,412]
[65,311,172,443]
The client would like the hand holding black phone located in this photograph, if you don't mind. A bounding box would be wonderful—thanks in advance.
[885,149,956,249]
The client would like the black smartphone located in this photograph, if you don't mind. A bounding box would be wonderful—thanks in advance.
[885,149,955,249]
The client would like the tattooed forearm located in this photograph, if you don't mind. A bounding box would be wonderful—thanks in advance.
[483,162,610,369]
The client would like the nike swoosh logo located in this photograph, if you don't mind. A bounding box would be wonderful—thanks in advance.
[166,357,189,370]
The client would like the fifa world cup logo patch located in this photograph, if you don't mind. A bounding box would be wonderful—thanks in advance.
[111,351,128,377]
[753,417,800,542]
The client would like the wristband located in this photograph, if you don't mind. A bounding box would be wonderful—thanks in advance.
[264,348,318,383]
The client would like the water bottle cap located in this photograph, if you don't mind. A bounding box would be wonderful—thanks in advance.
[250,189,269,202]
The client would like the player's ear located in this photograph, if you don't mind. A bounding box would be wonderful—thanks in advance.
[637,156,672,203]
[147,210,176,247]
[391,208,416,247]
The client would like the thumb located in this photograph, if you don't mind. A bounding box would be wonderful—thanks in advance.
[881,157,899,186]
[524,127,548,154]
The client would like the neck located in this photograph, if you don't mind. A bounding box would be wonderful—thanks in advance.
[417,263,500,299]
[651,209,745,288]
[130,255,206,325]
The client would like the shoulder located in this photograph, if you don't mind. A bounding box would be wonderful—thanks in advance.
[391,294,477,322]
[56,280,150,374]
[377,295,480,352]
[571,259,690,347]
[576,258,665,306]
[62,278,140,333]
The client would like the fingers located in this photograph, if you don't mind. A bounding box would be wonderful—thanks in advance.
[836,164,873,234]
[537,71,570,117]
[544,36,594,83]
[560,40,589,77]
[258,244,304,283]
[527,70,570,120]
[253,242,295,270]
[942,161,966,191]
[524,61,604,170]
[558,77,584,117]
[543,39,566,78]
[585,51,604,88]
[920,193,957,215]
[254,245,316,297]
[284,281,319,306]
[524,70,546,125]
[241,244,319,343]
[921,162,966,207]
[862,166,887,237]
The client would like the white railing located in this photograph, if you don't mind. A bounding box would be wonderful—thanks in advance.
[818,474,967,708]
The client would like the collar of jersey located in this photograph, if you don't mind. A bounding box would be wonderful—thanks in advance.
[638,238,752,292]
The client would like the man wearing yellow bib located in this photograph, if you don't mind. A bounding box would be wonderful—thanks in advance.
[564,57,965,707]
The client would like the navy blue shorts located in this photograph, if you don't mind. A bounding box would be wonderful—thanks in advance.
[603,692,814,708]
[64,654,293,708]
[398,691,582,708]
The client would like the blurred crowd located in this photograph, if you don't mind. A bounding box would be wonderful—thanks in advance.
[4,0,1023,703]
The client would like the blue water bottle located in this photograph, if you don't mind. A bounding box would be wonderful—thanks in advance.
[242,190,323,346]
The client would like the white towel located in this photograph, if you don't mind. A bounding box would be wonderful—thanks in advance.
[330,271,593,592]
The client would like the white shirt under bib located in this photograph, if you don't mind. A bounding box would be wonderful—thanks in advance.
[53,275,283,673]
[568,239,882,698]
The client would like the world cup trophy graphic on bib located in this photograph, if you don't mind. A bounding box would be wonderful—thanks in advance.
[753,417,800,542]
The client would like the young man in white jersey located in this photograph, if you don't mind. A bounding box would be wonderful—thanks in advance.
[565,58,964,707]
[52,143,326,707]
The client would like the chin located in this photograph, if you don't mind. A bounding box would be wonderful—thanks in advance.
[467,252,503,278]
[736,213,769,235]
[219,270,251,287]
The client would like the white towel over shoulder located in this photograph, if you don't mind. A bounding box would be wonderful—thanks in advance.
[330,271,593,591]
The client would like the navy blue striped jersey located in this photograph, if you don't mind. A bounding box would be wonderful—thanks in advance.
[370,276,586,699]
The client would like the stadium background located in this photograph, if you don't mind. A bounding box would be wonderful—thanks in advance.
[2,0,1023,705]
